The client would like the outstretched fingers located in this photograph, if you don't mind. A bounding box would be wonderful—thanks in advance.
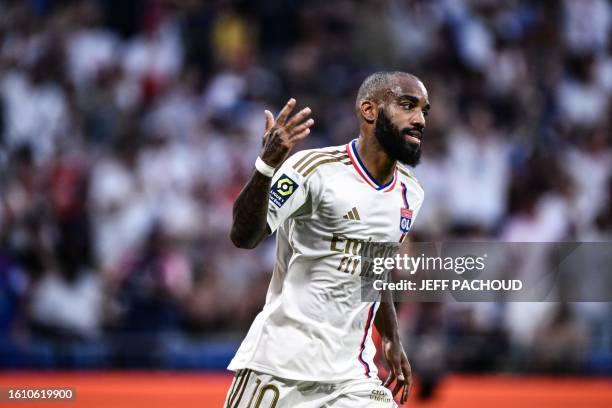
[291,118,315,138]
[292,127,311,142]
[264,110,275,132]
[259,98,313,167]
[275,98,296,125]
[285,106,312,130]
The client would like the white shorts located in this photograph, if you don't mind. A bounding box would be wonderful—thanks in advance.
[224,369,397,408]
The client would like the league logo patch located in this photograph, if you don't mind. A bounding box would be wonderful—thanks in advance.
[400,208,413,233]
[270,174,298,207]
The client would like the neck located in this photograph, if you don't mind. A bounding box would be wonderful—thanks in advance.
[355,134,396,185]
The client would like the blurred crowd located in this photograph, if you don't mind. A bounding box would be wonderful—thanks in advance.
[0,0,610,376]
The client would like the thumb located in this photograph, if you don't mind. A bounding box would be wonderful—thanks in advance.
[396,361,405,381]
[264,110,275,132]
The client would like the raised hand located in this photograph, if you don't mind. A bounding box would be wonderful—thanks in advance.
[260,98,315,168]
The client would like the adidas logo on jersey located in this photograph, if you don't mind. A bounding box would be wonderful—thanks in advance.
[342,207,360,221]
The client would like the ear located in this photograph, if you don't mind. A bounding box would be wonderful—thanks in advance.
[360,100,377,124]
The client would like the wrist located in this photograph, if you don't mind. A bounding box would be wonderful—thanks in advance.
[382,331,401,343]
[255,156,276,177]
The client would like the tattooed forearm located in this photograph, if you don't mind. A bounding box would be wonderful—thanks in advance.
[230,171,272,249]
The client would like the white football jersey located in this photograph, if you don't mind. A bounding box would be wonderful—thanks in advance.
[228,139,425,381]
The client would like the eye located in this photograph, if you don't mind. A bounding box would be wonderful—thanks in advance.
[423,110,430,117]
[401,103,414,110]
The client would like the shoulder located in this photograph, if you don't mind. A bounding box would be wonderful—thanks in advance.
[285,144,350,179]
[396,163,425,199]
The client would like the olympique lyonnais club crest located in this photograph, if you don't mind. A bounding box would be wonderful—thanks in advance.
[400,208,413,233]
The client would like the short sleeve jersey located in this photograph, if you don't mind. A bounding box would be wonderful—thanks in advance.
[228,140,425,381]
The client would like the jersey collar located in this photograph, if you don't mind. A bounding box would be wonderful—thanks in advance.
[346,139,397,192]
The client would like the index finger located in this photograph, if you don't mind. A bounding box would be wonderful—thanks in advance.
[392,379,403,397]
[401,382,408,404]
[276,98,296,125]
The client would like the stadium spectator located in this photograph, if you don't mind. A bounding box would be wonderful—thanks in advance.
[0,0,609,373]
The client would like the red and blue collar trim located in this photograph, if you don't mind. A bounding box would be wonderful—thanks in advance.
[346,140,397,192]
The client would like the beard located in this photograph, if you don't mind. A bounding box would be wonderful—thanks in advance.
[374,107,422,167]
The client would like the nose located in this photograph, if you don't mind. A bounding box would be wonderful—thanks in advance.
[411,110,425,130]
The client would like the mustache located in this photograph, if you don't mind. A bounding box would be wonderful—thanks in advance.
[402,128,423,139]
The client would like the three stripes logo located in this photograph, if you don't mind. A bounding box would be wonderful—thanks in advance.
[292,149,351,177]
[343,207,361,221]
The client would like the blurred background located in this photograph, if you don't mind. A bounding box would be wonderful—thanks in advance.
[0,0,610,406]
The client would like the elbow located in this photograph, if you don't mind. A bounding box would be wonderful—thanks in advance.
[230,228,257,249]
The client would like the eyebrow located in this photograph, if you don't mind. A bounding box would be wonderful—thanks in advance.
[397,94,419,103]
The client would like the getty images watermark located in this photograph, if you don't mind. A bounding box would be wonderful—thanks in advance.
[358,242,612,302]
[371,252,522,292]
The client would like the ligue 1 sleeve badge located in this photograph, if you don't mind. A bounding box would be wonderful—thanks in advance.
[400,208,413,233]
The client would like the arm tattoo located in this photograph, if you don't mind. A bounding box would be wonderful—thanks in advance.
[230,171,272,249]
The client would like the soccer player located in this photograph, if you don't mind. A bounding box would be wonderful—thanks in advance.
[226,71,428,407]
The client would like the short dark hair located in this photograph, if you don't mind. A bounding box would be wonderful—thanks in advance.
[355,71,419,112]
